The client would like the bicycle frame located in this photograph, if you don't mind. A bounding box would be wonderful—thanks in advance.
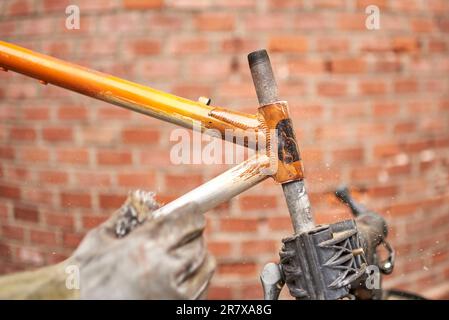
[1,40,403,301]
[0,40,282,225]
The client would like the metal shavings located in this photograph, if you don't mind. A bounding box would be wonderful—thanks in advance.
[115,190,159,238]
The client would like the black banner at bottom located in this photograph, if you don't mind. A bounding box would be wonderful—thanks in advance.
[0,299,444,319]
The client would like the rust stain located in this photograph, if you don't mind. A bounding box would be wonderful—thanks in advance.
[257,101,305,183]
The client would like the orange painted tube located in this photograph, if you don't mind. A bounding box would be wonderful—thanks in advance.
[0,40,262,146]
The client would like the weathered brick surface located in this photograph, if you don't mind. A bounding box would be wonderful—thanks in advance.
[1,0,449,299]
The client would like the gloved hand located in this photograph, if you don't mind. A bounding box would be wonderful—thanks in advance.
[71,190,215,299]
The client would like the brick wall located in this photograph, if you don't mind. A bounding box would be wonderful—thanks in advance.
[1,0,449,299]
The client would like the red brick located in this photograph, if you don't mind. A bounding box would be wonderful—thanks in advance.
[217,262,258,276]
[56,148,89,165]
[221,218,259,232]
[374,143,401,158]
[405,140,434,153]
[373,102,400,116]
[194,13,235,31]
[97,150,132,166]
[42,127,73,142]
[317,81,347,96]
[374,58,402,73]
[130,39,161,56]
[188,58,231,79]
[2,165,27,181]
[63,232,85,248]
[121,128,159,144]
[43,0,70,12]
[0,203,9,220]
[429,40,447,53]
[356,123,386,137]
[388,202,419,217]
[14,204,39,222]
[0,21,16,37]
[97,106,133,119]
[395,79,418,93]
[57,105,88,120]
[240,195,277,211]
[337,13,366,30]
[211,0,256,9]
[22,106,50,120]
[392,37,419,53]
[315,125,349,142]
[293,13,330,30]
[387,164,411,176]
[317,37,349,52]
[359,81,386,95]
[332,147,364,162]
[44,213,74,230]
[0,183,21,200]
[171,84,212,99]
[368,185,398,198]
[241,240,277,255]
[288,59,325,74]
[268,36,308,53]
[165,174,203,191]
[411,18,435,33]
[241,283,263,299]
[30,230,57,246]
[7,0,32,16]
[75,172,112,187]
[42,40,72,58]
[0,146,15,160]
[141,60,180,79]
[356,0,387,9]
[38,170,69,185]
[328,58,365,74]
[60,192,92,208]
[123,0,164,9]
[2,226,25,241]
[0,244,12,260]
[9,127,36,141]
[19,147,49,162]
[47,252,69,264]
[221,37,258,53]
[170,37,209,54]
[207,241,232,256]
[81,126,119,145]
[22,188,53,205]
[82,215,109,229]
[99,193,127,209]
[351,166,381,180]
[267,216,292,231]
[117,172,155,188]
[207,286,233,300]
[143,13,183,31]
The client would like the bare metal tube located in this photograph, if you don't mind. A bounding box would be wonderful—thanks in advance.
[153,155,270,218]
[248,49,315,234]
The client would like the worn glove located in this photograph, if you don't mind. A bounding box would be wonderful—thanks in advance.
[72,190,215,299]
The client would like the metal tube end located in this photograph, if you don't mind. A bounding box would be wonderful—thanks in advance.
[248,49,270,68]
[247,49,278,106]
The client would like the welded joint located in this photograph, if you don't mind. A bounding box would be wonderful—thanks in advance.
[257,101,304,184]
[209,101,305,184]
